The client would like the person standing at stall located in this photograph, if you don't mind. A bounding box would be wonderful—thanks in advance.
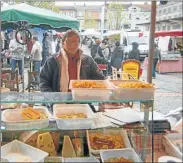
[42,33,52,66]
[39,30,104,92]
[9,35,24,80]
[31,36,42,73]
[153,43,161,79]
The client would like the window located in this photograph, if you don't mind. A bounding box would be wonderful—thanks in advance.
[162,26,166,31]
[78,11,83,17]
[173,6,177,12]
[167,26,171,31]
[173,23,181,29]
[168,7,171,13]
[158,27,161,31]
[163,8,166,14]
[159,10,162,15]
[179,5,182,11]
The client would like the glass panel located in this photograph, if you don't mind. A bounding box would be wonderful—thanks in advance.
[0,92,154,103]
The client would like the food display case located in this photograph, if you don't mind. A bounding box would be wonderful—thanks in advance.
[1,80,155,163]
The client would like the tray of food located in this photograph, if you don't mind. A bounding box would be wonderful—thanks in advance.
[100,148,142,162]
[109,80,154,100]
[1,140,48,162]
[162,133,182,160]
[1,106,50,130]
[64,157,100,162]
[53,104,95,130]
[44,156,63,163]
[69,80,113,100]
[86,129,131,156]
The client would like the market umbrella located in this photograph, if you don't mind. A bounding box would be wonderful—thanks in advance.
[1,3,80,30]
[81,29,102,38]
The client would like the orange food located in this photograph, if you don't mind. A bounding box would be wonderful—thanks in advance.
[72,81,107,88]
[21,107,47,120]
[105,157,133,163]
[89,133,125,150]
[117,82,153,88]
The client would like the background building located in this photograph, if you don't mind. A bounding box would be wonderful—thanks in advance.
[137,2,183,31]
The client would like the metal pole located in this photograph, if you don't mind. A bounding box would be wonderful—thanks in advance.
[147,1,157,83]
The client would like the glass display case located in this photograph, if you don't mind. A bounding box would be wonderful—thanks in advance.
[1,92,154,162]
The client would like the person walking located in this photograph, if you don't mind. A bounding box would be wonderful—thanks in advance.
[42,33,52,66]
[153,43,161,79]
[110,41,124,70]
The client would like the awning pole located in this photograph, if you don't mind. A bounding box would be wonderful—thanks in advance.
[147,1,157,83]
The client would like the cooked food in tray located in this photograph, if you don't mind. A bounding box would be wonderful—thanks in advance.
[72,81,107,88]
[21,107,48,120]
[105,157,133,163]
[89,133,125,150]
[117,81,153,88]
[56,113,87,119]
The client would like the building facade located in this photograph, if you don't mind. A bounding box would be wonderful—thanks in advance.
[137,2,183,31]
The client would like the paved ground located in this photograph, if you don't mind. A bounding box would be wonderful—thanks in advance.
[2,45,182,115]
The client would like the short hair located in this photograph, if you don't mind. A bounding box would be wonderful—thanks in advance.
[33,36,38,41]
[62,29,80,44]
[115,41,120,47]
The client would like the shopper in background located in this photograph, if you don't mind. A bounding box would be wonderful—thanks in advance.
[31,36,42,76]
[42,33,52,66]
[153,43,161,79]
[39,30,104,92]
[55,37,62,53]
[128,42,140,61]
[9,35,25,80]
[110,41,124,70]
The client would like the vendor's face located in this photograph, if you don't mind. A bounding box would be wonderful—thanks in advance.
[64,34,80,55]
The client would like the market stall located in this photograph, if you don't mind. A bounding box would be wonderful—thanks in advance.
[155,31,183,73]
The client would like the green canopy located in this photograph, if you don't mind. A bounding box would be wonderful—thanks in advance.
[1,3,80,30]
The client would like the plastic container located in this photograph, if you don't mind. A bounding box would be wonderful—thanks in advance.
[109,80,154,100]
[53,104,95,130]
[1,140,48,162]
[87,129,131,156]
[64,157,100,162]
[69,80,113,100]
[162,133,182,160]
[1,106,50,130]
[100,148,142,162]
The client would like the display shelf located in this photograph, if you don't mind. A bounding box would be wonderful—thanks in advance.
[0,92,154,104]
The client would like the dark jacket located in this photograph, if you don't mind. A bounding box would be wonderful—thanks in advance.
[91,44,104,59]
[39,55,105,92]
[110,46,124,69]
[128,49,140,61]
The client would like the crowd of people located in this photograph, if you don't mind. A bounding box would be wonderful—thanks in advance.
[1,29,162,87]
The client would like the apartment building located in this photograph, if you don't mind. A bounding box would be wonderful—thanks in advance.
[137,2,183,31]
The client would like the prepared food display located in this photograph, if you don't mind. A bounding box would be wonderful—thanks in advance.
[109,80,154,100]
[21,107,48,120]
[72,81,107,88]
[114,81,153,88]
[105,157,133,163]
[89,132,125,150]
[57,113,87,119]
